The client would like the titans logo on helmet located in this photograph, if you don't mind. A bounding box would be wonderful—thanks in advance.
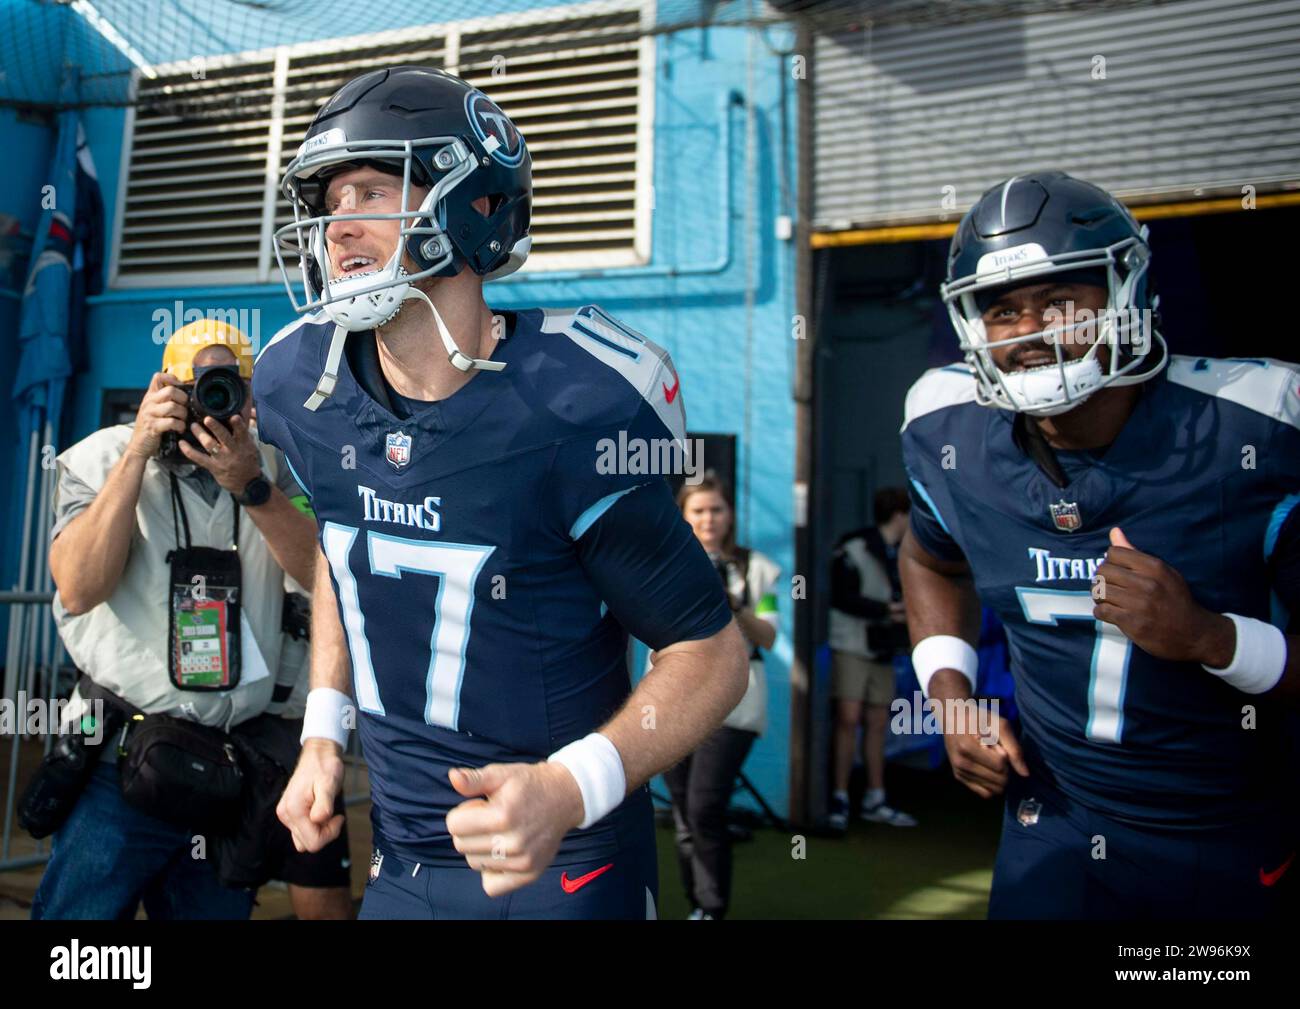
[465,91,525,167]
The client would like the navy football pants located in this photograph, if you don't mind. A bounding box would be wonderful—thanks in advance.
[358,834,658,920]
[989,770,1296,920]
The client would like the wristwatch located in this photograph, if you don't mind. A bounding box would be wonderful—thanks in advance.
[236,473,272,507]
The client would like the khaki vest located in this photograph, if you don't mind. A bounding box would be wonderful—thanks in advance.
[54,425,287,728]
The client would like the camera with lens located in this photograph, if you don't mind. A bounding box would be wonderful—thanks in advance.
[281,591,312,642]
[160,363,247,458]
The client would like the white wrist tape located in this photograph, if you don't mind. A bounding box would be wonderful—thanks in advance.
[912,635,979,697]
[301,687,352,747]
[548,732,626,830]
[1201,614,1287,695]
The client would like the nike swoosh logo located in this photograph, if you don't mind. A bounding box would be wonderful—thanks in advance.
[663,378,680,404]
[560,863,614,894]
[1260,852,1295,887]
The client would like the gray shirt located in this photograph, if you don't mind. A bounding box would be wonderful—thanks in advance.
[51,424,313,729]
[51,432,306,541]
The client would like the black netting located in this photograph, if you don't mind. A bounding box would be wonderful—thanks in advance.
[1,0,1162,112]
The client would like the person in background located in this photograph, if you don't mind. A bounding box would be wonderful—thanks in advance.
[828,487,916,832]
[241,578,354,920]
[242,410,354,919]
[660,476,780,919]
[35,320,341,919]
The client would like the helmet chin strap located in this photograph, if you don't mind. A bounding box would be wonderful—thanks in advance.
[303,282,503,412]
[403,285,505,374]
[304,323,349,412]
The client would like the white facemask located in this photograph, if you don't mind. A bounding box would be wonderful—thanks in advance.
[323,266,411,330]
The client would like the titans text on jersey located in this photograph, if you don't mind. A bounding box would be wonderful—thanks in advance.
[902,356,1300,829]
[252,304,732,867]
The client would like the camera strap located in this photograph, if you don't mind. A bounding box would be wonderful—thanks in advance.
[168,469,240,547]
[166,472,243,691]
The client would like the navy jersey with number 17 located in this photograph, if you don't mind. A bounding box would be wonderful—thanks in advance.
[901,356,1300,830]
[252,305,731,866]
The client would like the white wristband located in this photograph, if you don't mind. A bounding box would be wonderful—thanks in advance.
[1201,614,1287,695]
[548,732,626,830]
[300,687,352,748]
[912,635,979,697]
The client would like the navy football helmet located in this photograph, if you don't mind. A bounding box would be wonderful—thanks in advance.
[941,171,1166,416]
[274,66,531,333]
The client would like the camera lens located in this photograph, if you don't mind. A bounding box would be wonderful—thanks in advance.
[201,382,233,413]
[192,367,246,421]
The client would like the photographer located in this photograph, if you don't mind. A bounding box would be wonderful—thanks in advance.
[827,488,916,832]
[31,319,333,919]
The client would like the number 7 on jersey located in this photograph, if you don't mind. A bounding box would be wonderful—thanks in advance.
[1017,587,1132,743]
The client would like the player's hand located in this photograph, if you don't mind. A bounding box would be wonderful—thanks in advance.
[125,372,188,460]
[277,738,346,854]
[446,761,585,897]
[178,413,263,493]
[1092,527,1235,666]
[931,673,1029,798]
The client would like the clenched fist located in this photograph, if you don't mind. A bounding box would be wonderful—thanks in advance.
[445,761,586,897]
[277,738,346,853]
[1092,527,1235,667]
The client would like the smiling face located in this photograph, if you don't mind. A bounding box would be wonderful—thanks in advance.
[321,166,429,282]
[320,165,495,284]
[979,280,1110,374]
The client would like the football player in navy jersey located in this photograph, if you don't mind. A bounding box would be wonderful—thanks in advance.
[252,66,748,919]
[899,171,1300,919]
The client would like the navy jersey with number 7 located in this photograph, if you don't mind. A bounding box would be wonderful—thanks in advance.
[252,305,731,866]
[901,356,1300,830]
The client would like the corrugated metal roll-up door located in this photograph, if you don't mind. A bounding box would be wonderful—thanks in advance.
[813,0,1300,232]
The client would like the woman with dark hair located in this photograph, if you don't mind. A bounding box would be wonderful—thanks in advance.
[658,476,780,919]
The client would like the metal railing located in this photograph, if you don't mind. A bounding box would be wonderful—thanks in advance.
[0,589,66,873]
[1,589,371,876]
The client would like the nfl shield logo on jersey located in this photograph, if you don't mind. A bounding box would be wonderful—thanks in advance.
[385,430,412,469]
[1049,500,1082,532]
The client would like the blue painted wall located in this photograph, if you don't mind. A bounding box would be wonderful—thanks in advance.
[2,5,799,815]
[0,0,125,641]
[0,104,55,602]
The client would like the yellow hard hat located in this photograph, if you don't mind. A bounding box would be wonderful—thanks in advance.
[162,319,254,382]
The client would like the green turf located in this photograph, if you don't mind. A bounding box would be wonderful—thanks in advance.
[653,766,1004,920]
